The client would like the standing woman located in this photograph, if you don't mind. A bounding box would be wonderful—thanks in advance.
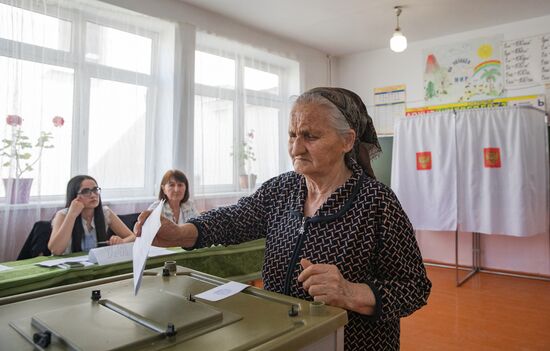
[48,175,135,255]
[136,87,431,350]
[146,169,199,224]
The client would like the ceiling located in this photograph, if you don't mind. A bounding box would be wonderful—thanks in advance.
[178,0,550,56]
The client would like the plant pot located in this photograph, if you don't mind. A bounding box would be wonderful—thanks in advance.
[3,178,33,204]
[239,174,257,190]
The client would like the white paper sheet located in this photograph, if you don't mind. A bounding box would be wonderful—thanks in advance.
[148,246,174,257]
[132,200,164,295]
[36,255,90,267]
[34,243,171,270]
[0,264,14,272]
[195,281,248,302]
[88,242,134,265]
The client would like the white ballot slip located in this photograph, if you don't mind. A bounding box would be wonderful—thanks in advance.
[132,200,164,295]
[88,242,134,265]
[36,255,90,268]
[148,246,174,257]
[195,281,249,302]
[0,264,13,272]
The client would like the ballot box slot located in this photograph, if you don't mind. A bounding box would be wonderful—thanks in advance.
[100,299,168,335]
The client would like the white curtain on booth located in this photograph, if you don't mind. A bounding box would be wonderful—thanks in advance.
[391,111,458,231]
[0,0,175,261]
[392,106,548,237]
[457,107,548,237]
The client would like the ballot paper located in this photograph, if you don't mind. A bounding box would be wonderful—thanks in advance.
[88,242,134,265]
[0,264,13,272]
[132,200,164,295]
[195,281,249,302]
[37,255,90,268]
[83,244,172,264]
[35,244,172,269]
[148,246,174,257]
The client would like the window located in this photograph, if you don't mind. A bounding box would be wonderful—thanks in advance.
[0,1,174,200]
[193,32,299,194]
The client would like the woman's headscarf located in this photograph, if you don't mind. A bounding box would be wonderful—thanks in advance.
[301,87,382,175]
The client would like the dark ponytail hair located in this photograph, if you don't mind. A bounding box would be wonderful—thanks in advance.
[65,175,108,252]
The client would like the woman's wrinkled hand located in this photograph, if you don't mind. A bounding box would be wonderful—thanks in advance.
[151,216,183,247]
[133,210,152,237]
[297,258,352,308]
[298,258,376,315]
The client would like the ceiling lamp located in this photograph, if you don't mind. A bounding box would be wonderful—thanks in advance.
[390,6,407,53]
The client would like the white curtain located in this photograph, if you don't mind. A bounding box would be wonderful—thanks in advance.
[392,106,548,237]
[391,111,458,231]
[0,0,175,261]
[457,107,548,237]
[193,31,300,195]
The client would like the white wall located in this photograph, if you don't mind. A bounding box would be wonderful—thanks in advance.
[335,15,550,276]
[335,14,550,108]
[100,0,329,90]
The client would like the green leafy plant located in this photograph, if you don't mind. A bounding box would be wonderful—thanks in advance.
[1,115,64,179]
[231,129,256,174]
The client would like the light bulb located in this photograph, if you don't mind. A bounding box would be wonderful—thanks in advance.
[390,30,407,53]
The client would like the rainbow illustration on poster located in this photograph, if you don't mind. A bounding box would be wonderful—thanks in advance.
[423,37,504,104]
[473,60,501,77]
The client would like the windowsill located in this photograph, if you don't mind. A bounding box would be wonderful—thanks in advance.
[0,196,157,212]
[194,190,257,200]
[0,190,254,212]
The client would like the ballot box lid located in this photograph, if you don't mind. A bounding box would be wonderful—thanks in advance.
[1,266,348,351]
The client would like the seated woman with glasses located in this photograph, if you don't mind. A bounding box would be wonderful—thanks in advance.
[48,175,135,255]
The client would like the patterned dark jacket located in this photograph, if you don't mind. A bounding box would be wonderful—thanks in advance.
[189,162,431,350]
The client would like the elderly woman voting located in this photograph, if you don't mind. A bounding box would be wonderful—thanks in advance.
[136,87,431,350]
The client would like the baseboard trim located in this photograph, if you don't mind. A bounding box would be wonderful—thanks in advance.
[423,259,550,281]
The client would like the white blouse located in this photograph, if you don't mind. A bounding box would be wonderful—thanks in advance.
[147,200,199,224]
[56,205,113,254]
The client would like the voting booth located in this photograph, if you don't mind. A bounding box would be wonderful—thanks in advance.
[0,265,347,351]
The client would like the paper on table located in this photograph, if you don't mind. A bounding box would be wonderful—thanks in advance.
[0,264,13,272]
[195,281,249,302]
[88,242,134,265]
[148,246,174,257]
[132,200,164,295]
[36,255,90,267]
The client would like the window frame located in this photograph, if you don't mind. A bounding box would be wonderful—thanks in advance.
[0,1,164,201]
[194,46,288,194]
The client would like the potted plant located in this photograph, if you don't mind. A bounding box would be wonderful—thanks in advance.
[233,129,257,190]
[0,114,64,204]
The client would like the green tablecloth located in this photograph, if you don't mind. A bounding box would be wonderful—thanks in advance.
[0,239,265,298]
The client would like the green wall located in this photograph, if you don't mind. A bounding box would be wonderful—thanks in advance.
[371,136,393,187]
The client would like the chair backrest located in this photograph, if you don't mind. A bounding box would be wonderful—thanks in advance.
[107,212,140,237]
[17,221,52,260]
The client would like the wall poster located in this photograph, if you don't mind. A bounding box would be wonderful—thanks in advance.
[423,36,504,105]
[541,34,550,83]
[373,84,405,135]
[503,37,539,88]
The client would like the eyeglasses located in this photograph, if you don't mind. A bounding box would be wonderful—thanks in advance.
[77,186,101,197]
